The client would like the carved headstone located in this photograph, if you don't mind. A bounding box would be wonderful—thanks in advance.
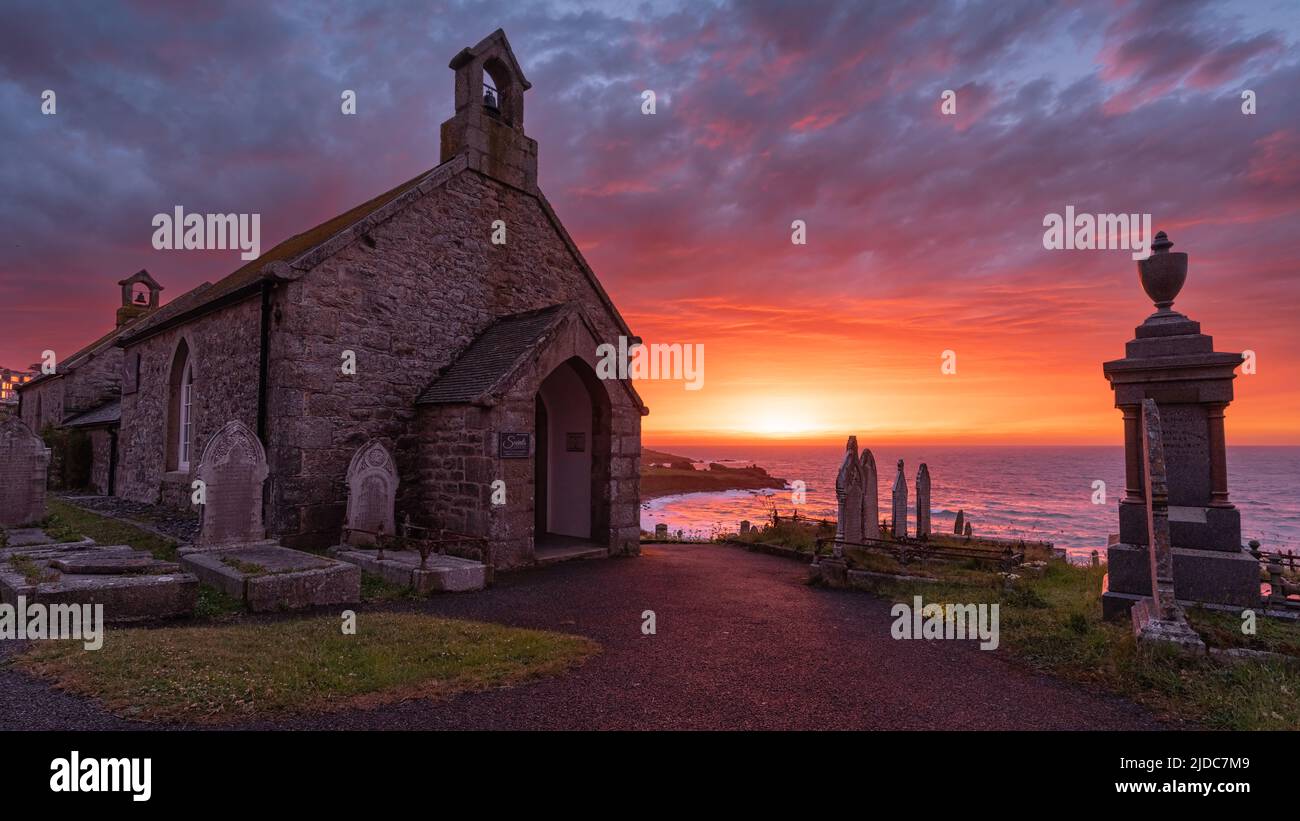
[195,420,269,547]
[891,459,908,539]
[740,520,751,535]
[1140,399,1177,619]
[344,439,398,545]
[835,436,865,551]
[963,521,972,538]
[860,448,880,539]
[1130,399,1206,649]
[655,523,668,539]
[915,463,931,541]
[0,416,50,526]
[954,509,964,535]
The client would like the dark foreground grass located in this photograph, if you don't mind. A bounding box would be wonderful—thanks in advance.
[42,498,178,560]
[863,561,1300,730]
[17,612,599,723]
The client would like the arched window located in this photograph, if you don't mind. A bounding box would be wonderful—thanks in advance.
[166,340,194,471]
[178,360,194,470]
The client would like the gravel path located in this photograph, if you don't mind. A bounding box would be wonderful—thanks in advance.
[0,544,1162,730]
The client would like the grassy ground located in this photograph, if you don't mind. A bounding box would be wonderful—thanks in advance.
[17,612,599,723]
[41,498,178,560]
[861,561,1300,730]
[740,516,1300,728]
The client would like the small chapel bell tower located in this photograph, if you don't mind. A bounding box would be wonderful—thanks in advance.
[116,269,163,327]
[440,29,538,190]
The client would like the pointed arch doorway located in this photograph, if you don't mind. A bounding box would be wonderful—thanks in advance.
[533,357,611,562]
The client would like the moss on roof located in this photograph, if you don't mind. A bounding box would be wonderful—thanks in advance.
[121,164,440,341]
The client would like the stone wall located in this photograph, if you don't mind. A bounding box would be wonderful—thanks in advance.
[88,429,114,495]
[118,298,263,506]
[19,377,63,432]
[268,167,642,553]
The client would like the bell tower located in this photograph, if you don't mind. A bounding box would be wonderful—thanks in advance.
[440,29,538,190]
[116,269,163,327]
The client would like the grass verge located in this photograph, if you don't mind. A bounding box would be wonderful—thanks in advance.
[16,612,599,723]
[859,560,1300,730]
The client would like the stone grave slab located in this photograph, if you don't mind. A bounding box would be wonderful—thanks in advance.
[4,528,56,547]
[180,542,360,612]
[891,459,908,539]
[195,420,269,548]
[330,546,487,593]
[834,436,864,552]
[0,416,50,527]
[0,543,198,621]
[344,440,398,544]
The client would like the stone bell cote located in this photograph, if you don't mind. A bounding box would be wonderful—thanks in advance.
[116,268,163,327]
[440,29,538,190]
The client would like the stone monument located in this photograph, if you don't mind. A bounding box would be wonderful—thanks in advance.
[1101,232,1259,618]
[860,448,880,539]
[195,420,269,547]
[0,416,50,527]
[891,459,907,539]
[1128,400,1205,650]
[182,420,360,610]
[954,509,964,535]
[835,436,865,551]
[343,439,398,544]
[915,463,931,541]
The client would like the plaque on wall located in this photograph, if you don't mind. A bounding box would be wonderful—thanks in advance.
[499,432,530,458]
[565,432,585,453]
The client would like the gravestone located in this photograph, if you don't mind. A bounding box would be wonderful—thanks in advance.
[655,523,668,539]
[834,436,864,552]
[0,416,51,526]
[860,448,880,539]
[915,463,931,541]
[195,420,269,547]
[963,521,972,538]
[954,509,965,535]
[1129,400,1205,649]
[344,439,398,544]
[1101,233,1259,618]
[740,520,751,535]
[891,459,908,539]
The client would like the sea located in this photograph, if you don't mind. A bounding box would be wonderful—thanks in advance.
[640,444,1300,561]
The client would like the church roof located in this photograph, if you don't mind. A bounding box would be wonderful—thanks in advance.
[20,320,134,391]
[63,397,121,429]
[118,164,444,344]
[417,305,569,405]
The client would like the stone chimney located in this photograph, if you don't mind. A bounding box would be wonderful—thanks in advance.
[115,269,163,327]
[440,29,538,191]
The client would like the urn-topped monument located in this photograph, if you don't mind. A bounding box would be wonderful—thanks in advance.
[1101,232,1259,618]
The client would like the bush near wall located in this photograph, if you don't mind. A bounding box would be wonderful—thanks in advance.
[40,423,93,490]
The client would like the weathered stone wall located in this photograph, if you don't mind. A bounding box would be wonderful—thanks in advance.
[88,429,114,495]
[267,168,642,553]
[19,378,64,432]
[118,298,263,506]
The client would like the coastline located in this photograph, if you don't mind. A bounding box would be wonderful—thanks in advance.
[640,448,788,501]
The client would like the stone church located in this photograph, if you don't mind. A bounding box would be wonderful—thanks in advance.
[20,30,646,568]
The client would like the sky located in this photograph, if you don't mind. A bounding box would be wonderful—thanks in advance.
[1,0,1298,444]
